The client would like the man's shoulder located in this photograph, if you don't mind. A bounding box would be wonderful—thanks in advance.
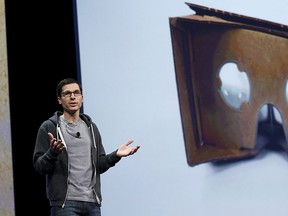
[41,118,56,128]
[40,112,59,127]
[80,113,92,123]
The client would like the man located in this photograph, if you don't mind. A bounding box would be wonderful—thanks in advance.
[33,78,140,216]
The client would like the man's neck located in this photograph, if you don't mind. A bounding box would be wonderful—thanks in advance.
[62,111,80,123]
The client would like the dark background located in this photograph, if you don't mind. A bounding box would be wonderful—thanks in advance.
[5,0,79,215]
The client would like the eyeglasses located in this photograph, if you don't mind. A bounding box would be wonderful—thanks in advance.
[61,90,82,98]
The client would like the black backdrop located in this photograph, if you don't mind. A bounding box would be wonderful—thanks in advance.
[5,0,79,215]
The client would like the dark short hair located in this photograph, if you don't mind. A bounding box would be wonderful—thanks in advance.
[56,78,83,97]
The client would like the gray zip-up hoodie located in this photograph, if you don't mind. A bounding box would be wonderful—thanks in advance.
[33,111,121,207]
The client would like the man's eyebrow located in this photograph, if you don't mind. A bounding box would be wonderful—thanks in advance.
[62,89,81,93]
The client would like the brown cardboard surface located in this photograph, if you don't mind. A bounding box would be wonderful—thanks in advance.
[170,3,288,166]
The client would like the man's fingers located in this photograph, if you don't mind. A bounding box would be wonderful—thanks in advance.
[126,140,134,145]
[48,132,54,140]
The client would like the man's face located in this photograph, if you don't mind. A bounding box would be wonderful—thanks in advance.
[58,83,83,114]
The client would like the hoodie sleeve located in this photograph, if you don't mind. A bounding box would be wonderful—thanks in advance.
[98,148,121,174]
[89,121,121,174]
[33,120,63,175]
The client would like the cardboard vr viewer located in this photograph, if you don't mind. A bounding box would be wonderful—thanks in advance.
[170,2,288,166]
